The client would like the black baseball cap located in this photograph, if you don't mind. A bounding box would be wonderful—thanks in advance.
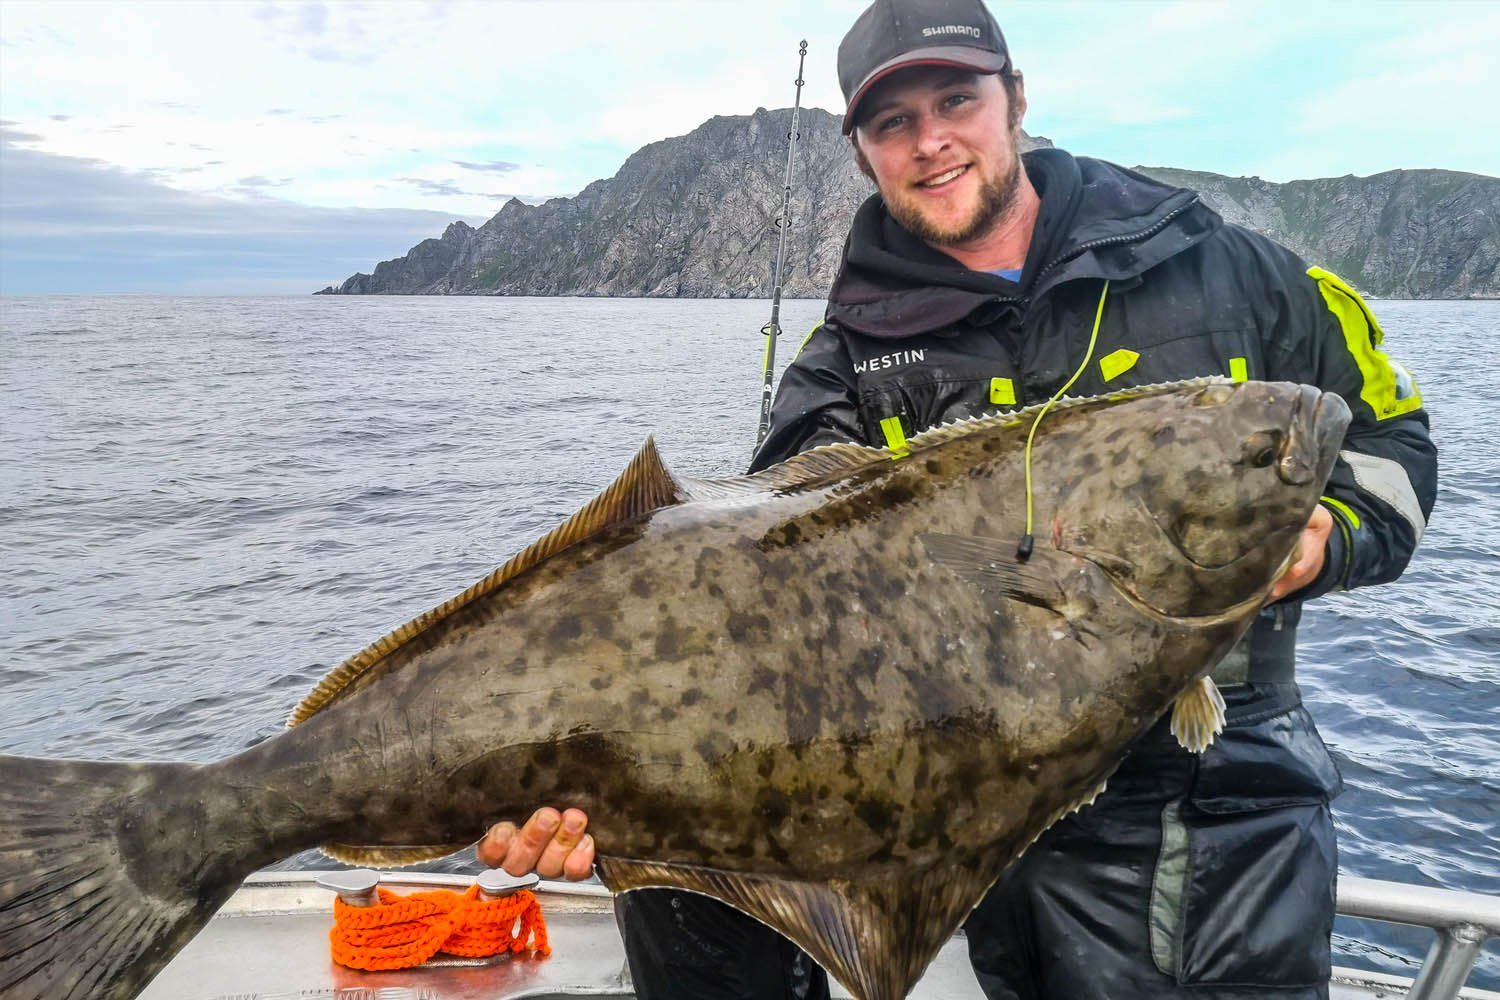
[838,0,1011,134]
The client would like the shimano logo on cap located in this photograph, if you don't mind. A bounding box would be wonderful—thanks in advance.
[921,24,982,39]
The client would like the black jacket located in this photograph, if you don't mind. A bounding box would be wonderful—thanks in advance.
[751,148,1437,689]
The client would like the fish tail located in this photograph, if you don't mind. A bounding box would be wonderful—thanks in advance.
[0,754,224,1000]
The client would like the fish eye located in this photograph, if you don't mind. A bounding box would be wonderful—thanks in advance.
[1245,430,1283,468]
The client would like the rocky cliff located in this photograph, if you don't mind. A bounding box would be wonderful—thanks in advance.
[319,107,1498,299]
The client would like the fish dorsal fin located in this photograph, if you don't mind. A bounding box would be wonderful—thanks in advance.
[684,377,1231,502]
[899,375,1231,454]
[287,436,685,727]
[596,857,997,1000]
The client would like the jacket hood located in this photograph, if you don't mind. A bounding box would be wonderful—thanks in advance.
[827,148,1221,338]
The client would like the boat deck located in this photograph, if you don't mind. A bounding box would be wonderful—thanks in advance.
[139,871,1499,1000]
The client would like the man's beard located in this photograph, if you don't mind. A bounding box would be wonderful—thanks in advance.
[884,150,1022,248]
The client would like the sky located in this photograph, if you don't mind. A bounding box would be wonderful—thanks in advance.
[2,0,1497,295]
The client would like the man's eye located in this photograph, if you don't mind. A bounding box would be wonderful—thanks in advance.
[878,115,905,132]
[944,94,972,108]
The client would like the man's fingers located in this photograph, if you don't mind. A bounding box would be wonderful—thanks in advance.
[478,808,593,880]
[1269,507,1334,602]
[1270,550,1312,601]
[501,807,560,876]
[476,821,516,868]
[563,835,596,881]
[534,808,588,879]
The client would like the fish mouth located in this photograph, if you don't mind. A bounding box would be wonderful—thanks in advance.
[1278,386,1350,486]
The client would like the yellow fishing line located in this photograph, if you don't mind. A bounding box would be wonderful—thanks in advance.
[1019,279,1111,558]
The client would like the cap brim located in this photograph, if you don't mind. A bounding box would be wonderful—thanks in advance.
[842,45,1009,134]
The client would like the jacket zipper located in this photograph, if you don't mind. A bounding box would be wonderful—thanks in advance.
[990,195,1203,308]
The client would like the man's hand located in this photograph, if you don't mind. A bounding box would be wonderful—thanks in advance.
[477,807,595,881]
[1267,504,1334,603]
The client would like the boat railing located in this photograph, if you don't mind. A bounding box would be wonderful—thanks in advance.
[1335,875,1500,1000]
[202,869,1500,999]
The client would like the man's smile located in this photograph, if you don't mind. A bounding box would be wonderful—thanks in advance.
[916,164,971,190]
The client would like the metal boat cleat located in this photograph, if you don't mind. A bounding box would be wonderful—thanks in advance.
[476,868,539,900]
[314,868,381,907]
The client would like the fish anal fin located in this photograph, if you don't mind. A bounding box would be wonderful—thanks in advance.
[318,843,469,867]
[288,436,686,727]
[920,533,1086,612]
[1068,776,1109,816]
[597,856,997,1000]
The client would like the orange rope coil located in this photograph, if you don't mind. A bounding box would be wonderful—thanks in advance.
[330,884,551,971]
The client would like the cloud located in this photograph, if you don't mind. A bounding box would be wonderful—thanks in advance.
[0,106,553,214]
[1285,12,1500,176]
[2,126,46,143]
[248,0,417,68]
[225,175,295,199]
[394,175,544,204]
[0,1,856,213]
[0,130,481,294]
[454,159,521,173]
[399,177,466,197]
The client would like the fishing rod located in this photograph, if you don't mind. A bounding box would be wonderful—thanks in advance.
[755,39,809,453]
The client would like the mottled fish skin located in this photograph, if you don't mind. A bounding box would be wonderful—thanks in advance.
[0,380,1350,1000]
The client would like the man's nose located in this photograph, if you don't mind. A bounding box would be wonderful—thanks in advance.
[911,115,950,158]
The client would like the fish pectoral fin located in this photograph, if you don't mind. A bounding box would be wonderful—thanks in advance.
[919,533,1082,612]
[318,843,470,867]
[1169,676,1227,753]
[597,856,996,1000]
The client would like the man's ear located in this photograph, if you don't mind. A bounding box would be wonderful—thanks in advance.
[1011,70,1028,129]
[849,134,875,180]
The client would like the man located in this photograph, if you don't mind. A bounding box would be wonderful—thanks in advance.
[480,0,1437,996]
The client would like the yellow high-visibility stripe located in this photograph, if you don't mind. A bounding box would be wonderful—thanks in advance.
[1320,497,1356,590]
[1307,267,1423,420]
[1320,495,1362,531]
[1099,348,1139,383]
[990,377,1016,406]
[880,415,909,459]
[796,321,823,358]
[1229,356,1249,382]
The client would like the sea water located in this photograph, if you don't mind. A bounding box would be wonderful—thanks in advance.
[1,294,1496,986]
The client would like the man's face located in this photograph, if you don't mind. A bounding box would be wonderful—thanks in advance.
[852,67,1025,248]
